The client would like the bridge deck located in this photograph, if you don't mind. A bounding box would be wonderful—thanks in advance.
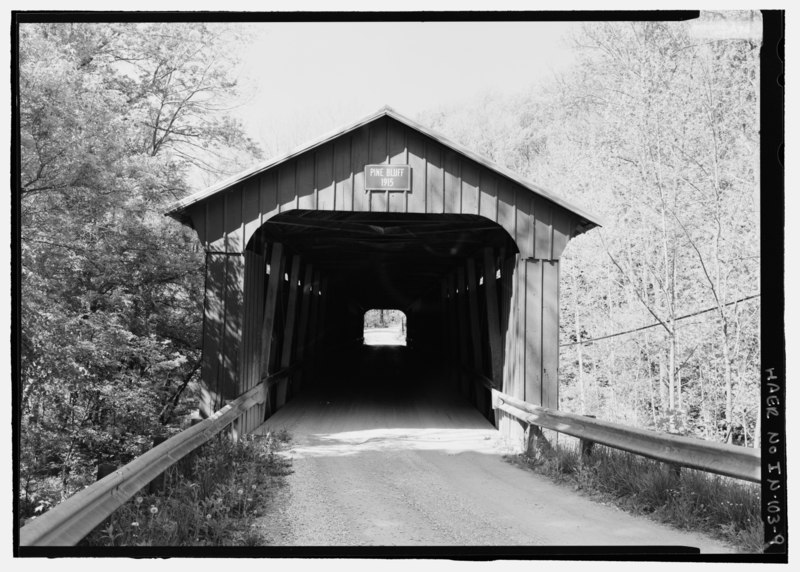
[251,347,733,551]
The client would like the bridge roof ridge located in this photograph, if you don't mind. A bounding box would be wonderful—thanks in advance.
[165,105,604,230]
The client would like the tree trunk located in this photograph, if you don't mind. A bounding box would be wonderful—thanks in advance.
[574,273,586,414]
[721,320,734,444]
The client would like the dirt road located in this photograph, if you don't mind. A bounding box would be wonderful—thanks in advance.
[251,347,733,552]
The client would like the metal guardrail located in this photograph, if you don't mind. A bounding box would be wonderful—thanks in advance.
[492,389,761,483]
[22,363,760,546]
[19,377,279,547]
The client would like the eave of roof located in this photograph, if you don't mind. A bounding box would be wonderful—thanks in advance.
[165,106,604,231]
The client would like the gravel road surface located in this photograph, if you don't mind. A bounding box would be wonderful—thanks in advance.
[251,346,734,552]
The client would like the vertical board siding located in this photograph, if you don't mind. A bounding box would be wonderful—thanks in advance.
[260,243,285,416]
[296,153,315,210]
[443,151,461,214]
[240,249,264,432]
[369,119,388,213]
[206,194,226,252]
[352,126,369,211]
[482,248,503,386]
[460,160,480,215]
[259,171,279,225]
[190,115,582,264]
[388,121,407,214]
[316,143,335,210]
[524,259,544,405]
[515,192,534,260]
[224,186,243,253]
[221,254,244,400]
[515,256,527,401]
[542,261,560,409]
[201,254,226,415]
[387,119,407,164]
[466,258,486,413]
[188,202,207,248]
[293,264,314,393]
[388,191,405,213]
[278,163,297,213]
[334,138,352,211]
[386,120,409,213]
[369,117,388,163]
[479,173,498,223]
[276,255,302,408]
[371,191,388,213]
[501,255,519,399]
[243,180,261,253]
[551,206,574,259]
[186,116,584,437]
[497,181,516,241]
[465,259,484,374]
[426,142,444,213]
[252,247,267,430]
[533,196,554,260]
[407,130,426,213]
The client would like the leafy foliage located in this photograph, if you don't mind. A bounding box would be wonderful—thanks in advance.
[19,23,263,517]
[509,439,762,553]
[421,18,761,446]
[80,432,292,547]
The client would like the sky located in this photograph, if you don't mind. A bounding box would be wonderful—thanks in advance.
[230,21,581,155]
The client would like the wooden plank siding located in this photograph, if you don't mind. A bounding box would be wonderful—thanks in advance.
[199,253,227,417]
[524,260,544,405]
[541,261,560,410]
[482,247,503,388]
[181,113,588,448]
[292,264,315,395]
[195,117,581,263]
[259,243,285,417]
[239,248,265,433]
[276,255,302,409]
[388,116,408,213]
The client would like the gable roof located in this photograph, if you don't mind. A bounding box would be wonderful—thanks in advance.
[165,106,603,230]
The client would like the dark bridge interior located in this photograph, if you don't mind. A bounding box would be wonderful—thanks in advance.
[254,210,518,422]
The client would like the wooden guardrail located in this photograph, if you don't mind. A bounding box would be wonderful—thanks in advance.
[492,389,761,483]
[19,376,279,547]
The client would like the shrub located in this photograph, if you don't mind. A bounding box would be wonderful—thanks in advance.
[81,430,292,547]
[511,440,762,553]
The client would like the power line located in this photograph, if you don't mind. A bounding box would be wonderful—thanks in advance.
[560,293,760,348]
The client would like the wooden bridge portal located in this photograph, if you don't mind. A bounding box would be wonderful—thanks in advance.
[166,107,602,446]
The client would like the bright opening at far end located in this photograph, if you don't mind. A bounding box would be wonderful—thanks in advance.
[363,309,407,346]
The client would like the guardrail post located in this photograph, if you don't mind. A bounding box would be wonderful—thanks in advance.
[178,419,203,477]
[579,414,596,459]
[96,463,116,481]
[524,424,551,458]
[148,435,169,494]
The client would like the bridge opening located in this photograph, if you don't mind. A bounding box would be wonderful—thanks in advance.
[363,309,406,346]
[249,210,519,425]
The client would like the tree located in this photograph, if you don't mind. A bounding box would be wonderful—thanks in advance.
[419,18,760,445]
[18,22,263,515]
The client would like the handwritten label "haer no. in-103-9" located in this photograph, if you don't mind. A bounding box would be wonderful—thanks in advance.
[365,164,411,191]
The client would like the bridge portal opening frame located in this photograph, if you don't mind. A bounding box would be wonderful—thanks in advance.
[166,107,602,445]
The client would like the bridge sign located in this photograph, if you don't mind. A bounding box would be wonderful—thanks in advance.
[366,164,411,191]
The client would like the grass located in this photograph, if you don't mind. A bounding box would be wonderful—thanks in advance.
[507,438,763,553]
[80,429,293,547]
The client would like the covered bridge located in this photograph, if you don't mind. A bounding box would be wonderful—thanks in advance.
[166,106,601,445]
